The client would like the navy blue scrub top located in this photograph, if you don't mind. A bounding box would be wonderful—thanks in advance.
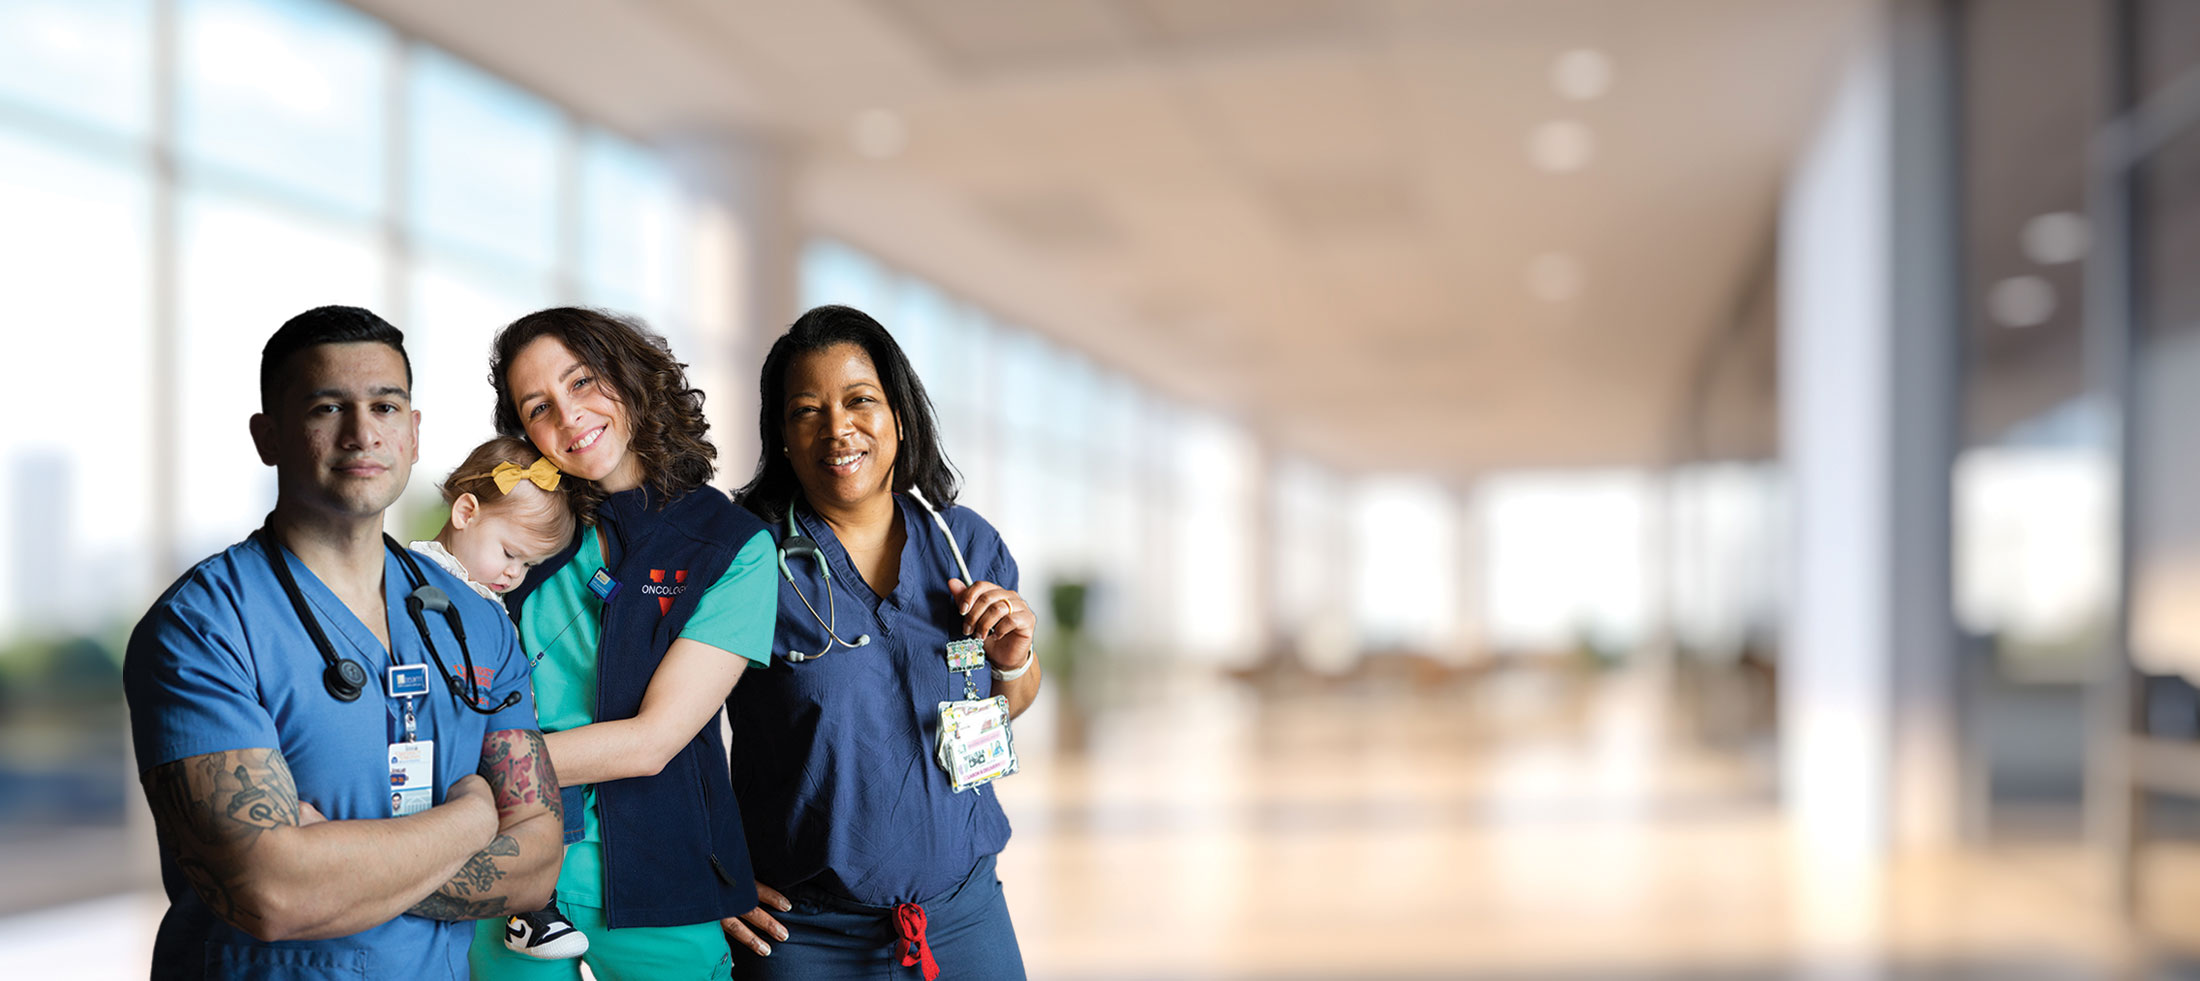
[123,535,538,981]
[728,494,1018,906]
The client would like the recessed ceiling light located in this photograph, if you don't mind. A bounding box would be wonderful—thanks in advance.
[1528,253,1585,303]
[1987,275,2055,328]
[1552,49,1613,101]
[850,108,907,159]
[2020,212,2088,265]
[1527,120,1594,173]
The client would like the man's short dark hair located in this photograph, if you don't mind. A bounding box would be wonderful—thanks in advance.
[259,306,413,414]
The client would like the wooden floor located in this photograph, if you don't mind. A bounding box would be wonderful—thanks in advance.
[11,664,2200,979]
[995,666,2200,980]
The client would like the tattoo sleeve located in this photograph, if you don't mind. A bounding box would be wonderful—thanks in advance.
[141,748,304,929]
[406,729,561,921]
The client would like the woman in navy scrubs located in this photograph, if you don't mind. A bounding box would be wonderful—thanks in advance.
[723,304,1042,979]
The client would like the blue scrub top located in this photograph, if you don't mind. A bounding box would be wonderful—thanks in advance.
[728,495,1017,906]
[123,534,538,981]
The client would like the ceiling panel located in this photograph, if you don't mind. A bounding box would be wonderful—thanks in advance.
[358,0,1869,480]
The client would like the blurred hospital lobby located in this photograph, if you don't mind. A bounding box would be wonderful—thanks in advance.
[13,0,2200,977]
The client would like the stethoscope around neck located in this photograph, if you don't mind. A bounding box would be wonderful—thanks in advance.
[255,526,519,715]
[777,486,972,663]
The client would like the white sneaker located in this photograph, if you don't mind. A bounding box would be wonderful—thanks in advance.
[504,897,589,960]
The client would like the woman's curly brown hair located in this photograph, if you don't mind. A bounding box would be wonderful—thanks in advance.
[489,307,715,522]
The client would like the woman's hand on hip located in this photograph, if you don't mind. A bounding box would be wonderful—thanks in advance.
[949,578,1035,670]
[722,881,791,957]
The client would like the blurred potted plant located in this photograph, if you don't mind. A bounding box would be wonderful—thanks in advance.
[1047,579,1092,753]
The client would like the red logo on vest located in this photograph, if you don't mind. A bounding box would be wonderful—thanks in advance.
[645,568,688,615]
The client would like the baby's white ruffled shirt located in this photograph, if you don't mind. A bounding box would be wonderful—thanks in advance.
[407,540,505,608]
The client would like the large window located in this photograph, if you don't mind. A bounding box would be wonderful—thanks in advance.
[1480,470,1655,656]
[0,0,152,141]
[0,0,711,912]
[1348,478,1463,658]
[177,0,389,221]
[0,134,153,631]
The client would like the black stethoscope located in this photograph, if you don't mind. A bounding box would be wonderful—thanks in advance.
[256,526,520,715]
[776,487,971,663]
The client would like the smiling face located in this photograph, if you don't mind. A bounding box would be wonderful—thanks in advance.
[251,341,419,522]
[441,484,565,593]
[505,335,644,492]
[781,343,900,514]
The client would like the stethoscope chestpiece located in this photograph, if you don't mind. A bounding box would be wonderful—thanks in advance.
[325,658,368,701]
[785,633,871,663]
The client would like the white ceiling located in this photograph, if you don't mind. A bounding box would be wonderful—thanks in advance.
[349,0,1867,479]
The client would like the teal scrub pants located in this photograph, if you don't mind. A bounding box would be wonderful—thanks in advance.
[468,901,733,981]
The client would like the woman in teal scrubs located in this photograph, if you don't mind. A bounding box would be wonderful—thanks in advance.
[470,307,777,981]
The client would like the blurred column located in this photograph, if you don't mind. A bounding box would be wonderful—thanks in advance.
[1455,483,1487,664]
[1777,0,1964,859]
[1243,440,1273,666]
[662,131,802,482]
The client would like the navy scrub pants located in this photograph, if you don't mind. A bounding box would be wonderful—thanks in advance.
[733,853,1027,980]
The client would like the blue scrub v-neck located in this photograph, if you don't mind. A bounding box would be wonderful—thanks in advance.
[803,497,926,634]
[279,546,429,745]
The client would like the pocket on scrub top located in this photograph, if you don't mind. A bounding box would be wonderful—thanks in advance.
[202,942,370,979]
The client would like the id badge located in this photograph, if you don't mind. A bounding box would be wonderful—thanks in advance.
[935,696,1018,793]
[388,740,434,817]
[388,664,429,699]
[944,638,986,673]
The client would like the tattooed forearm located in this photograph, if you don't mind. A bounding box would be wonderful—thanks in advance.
[407,834,518,920]
[477,729,561,821]
[225,755,301,830]
[408,731,560,922]
[530,733,563,824]
[141,748,304,928]
[406,893,510,920]
[450,835,518,894]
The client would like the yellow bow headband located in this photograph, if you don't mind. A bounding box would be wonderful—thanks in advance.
[487,459,562,495]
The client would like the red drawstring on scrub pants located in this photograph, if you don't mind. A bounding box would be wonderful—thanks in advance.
[893,902,939,980]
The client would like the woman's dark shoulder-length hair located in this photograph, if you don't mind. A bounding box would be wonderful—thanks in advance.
[489,306,715,520]
[735,304,959,524]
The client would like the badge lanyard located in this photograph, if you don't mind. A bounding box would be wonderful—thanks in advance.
[387,653,435,816]
[907,489,1021,795]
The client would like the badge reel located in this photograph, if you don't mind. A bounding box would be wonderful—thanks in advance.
[386,664,434,817]
[936,637,1019,795]
[905,483,1028,794]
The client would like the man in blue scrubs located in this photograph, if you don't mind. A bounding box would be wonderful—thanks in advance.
[124,306,564,979]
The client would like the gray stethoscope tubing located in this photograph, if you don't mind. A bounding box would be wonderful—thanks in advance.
[777,488,970,663]
[778,512,871,663]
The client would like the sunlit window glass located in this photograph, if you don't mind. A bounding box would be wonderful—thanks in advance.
[1349,478,1460,655]
[1481,471,1651,655]
[402,261,556,528]
[0,0,151,141]
[406,46,562,273]
[0,133,153,634]
[801,239,888,313]
[176,0,388,219]
[889,279,950,382]
[579,129,683,332]
[175,192,385,558]
[938,307,996,505]
[1172,412,1258,662]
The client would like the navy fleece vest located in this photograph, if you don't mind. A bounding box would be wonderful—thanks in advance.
[506,484,769,928]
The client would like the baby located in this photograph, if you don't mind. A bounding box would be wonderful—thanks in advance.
[408,436,589,961]
[410,436,575,606]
